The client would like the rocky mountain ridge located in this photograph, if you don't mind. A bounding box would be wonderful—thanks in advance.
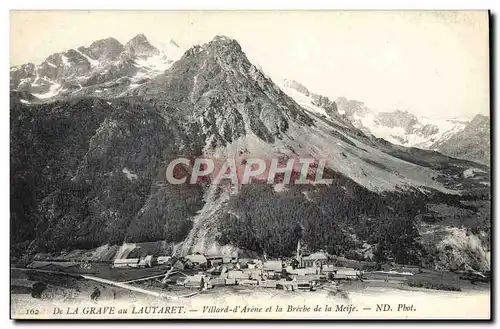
[281,79,490,166]
[10,34,182,102]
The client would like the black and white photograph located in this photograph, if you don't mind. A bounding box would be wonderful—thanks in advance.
[9,10,491,320]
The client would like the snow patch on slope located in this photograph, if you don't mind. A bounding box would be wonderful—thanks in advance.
[74,48,100,68]
[278,84,328,117]
[122,168,138,180]
[114,242,138,260]
[350,112,469,149]
[129,53,176,86]
[134,54,172,73]
[32,82,63,99]
[61,54,71,67]
[149,38,185,61]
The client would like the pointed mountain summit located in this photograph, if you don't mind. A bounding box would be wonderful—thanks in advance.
[85,37,125,62]
[129,35,312,145]
[125,33,160,57]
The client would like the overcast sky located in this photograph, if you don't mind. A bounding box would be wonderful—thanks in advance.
[10,10,489,119]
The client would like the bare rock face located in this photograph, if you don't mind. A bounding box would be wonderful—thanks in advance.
[86,37,125,62]
[311,94,338,117]
[377,110,419,134]
[125,34,160,58]
[283,79,310,96]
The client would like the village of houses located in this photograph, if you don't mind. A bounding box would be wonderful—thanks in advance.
[109,249,362,292]
[19,243,489,301]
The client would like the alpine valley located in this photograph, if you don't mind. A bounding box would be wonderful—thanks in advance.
[10,35,491,271]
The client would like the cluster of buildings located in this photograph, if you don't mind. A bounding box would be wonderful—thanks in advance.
[112,255,171,268]
[112,249,362,291]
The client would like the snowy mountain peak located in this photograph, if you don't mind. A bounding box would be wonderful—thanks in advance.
[86,37,125,62]
[336,95,471,149]
[277,78,489,165]
[431,113,490,165]
[9,33,186,102]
